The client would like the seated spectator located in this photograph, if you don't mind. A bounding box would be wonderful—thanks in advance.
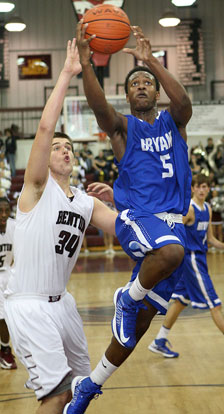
[92,150,109,181]
[205,137,214,155]
[4,128,17,177]
[0,149,11,195]
[189,153,201,175]
[80,142,94,173]
[72,157,86,183]
[108,162,119,184]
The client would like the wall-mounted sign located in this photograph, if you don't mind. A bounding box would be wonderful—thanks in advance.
[17,54,52,80]
[135,50,167,69]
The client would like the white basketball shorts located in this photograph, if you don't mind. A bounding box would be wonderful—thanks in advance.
[4,291,91,400]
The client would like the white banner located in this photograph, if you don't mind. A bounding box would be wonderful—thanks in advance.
[187,104,224,136]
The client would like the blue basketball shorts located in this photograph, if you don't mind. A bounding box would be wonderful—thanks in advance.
[171,251,221,309]
[115,209,187,314]
[115,209,186,261]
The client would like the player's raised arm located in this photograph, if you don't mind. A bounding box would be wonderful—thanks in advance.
[123,26,192,138]
[24,39,81,191]
[76,21,127,141]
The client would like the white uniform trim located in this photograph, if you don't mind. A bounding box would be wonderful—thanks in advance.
[120,210,152,250]
[190,251,213,308]
[155,235,181,244]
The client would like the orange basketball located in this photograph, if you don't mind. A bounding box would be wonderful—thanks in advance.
[82,4,131,54]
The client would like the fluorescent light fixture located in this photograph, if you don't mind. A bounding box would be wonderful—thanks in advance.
[159,11,180,27]
[0,1,15,12]
[171,0,196,6]
[5,16,26,32]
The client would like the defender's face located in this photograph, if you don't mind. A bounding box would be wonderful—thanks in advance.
[127,72,160,111]
[49,138,74,175]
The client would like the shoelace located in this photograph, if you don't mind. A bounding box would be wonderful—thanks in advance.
[163,214,175,229]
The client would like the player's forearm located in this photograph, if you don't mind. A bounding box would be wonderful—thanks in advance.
[81,62,108,113]
[208,235,224,250]
[40,70,73,132]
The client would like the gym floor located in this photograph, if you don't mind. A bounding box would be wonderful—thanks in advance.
[1,251,224,414]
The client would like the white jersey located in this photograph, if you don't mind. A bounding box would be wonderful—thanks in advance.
[0,218,15,273]
[0,218,15,319]
[5,173,94,296]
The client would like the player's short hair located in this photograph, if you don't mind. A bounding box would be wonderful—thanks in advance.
[124,66,160,94]
[191,173,210,187]
[53,132,74,153]
[0,196,10,204]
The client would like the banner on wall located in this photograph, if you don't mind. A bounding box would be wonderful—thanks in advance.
[187,104,224,136]
[17,55,52,80]
[71,0,125,20]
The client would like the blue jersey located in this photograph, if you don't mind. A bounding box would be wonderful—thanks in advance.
[185,200,210,253]
[113,110,192,215]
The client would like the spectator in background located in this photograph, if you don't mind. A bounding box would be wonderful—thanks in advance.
[4,128,17,177]
[189,153,201,175]
[0,151,11,196]
[0,132,4,151]
[210,187,224,245]
[80,142,94,173]
[92,150,109,182]
[205,137,214,156]
[10,124,21,140]
[72,157,86,183]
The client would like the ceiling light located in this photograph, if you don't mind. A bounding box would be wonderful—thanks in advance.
[171,0,196,6]
[4,16,26,32]
[0,1,15,12]
[159,11,180,27]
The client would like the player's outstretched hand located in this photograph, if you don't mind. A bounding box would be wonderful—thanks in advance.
[87,182,114,204]
[76,19,96,65]
[123,26,153,63]
[63,38,82,77]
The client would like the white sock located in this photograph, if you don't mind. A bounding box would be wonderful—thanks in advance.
[90,354,117,386]
[129,275,150,301]
[155,325,170,340]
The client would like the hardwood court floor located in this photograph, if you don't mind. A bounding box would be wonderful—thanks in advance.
[1,251,224,414]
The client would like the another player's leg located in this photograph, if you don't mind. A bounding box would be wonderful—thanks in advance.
[64,304,157,414]
[37,390,71,414]
[210,305,224,333]
[0,319,17,369]
[149,299,185,358]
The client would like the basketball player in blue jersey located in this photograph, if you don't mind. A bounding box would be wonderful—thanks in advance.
[63,23,192,414]
[149,173,224,358]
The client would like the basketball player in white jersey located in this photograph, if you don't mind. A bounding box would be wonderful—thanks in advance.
[3,39,117,414]
[0,197,16,369]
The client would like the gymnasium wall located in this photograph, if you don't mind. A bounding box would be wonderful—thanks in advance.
[0,0,223,109]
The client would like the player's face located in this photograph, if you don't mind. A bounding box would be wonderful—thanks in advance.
[192,183,210,201]
[0,201,10,231]
[127,72,160,111]
[49,138,74,175]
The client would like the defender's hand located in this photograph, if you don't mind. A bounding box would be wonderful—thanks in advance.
[63,38,82,76]
[87,182,114,204]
